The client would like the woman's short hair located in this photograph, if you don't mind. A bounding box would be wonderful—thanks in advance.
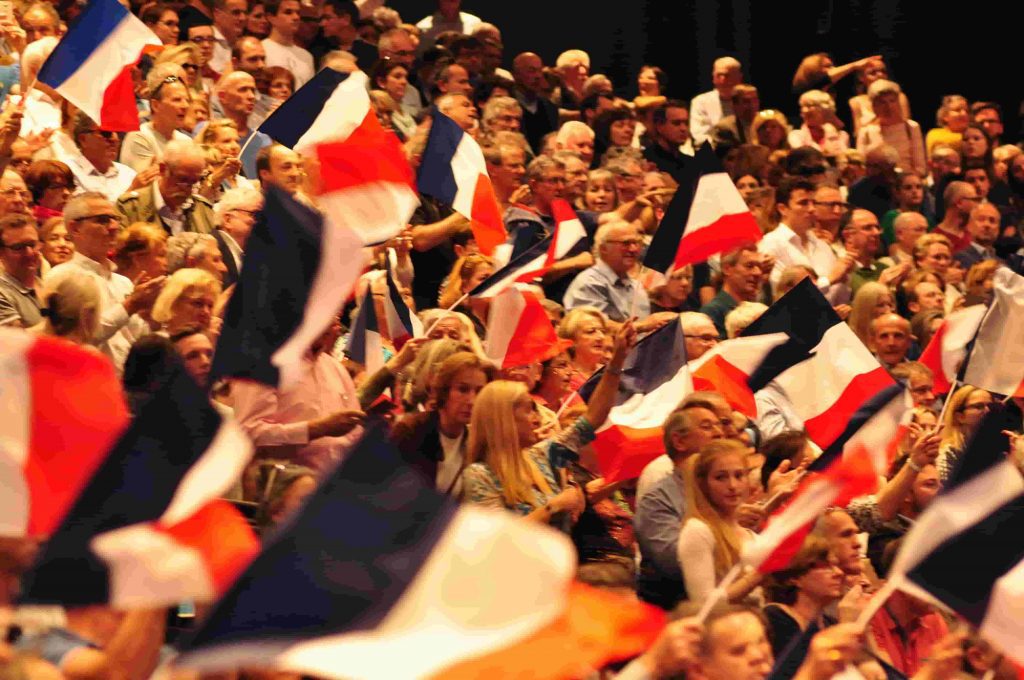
[112,223,168,273]
[401,338,473,409]
[724,301,767,339]
[433,351,496,409]
[763,534,833,605]
[798,89,835,113]
[197,118,239,147]
[40,270,101,339]
[936,94,968,128]
[557,306,607,340]
[912,233,952,264]
[151,268,221,324]
[23,160,74,203]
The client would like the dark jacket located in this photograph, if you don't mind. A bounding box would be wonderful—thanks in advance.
[389,411,446,490]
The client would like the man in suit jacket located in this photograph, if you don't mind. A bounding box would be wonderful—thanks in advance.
[116,139,216,236]
[211,185,263,288]
[954,202,1002,269]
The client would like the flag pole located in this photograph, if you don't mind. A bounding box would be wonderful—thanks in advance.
[696,563,743,623]
[422,292,469,339]
[935,380,959,425]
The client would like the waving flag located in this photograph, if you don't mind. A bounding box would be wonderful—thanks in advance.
[418,111,506,255]
[473,199,589,299]
[0,331,128,538]
[643,144,762,273]
[485,285,571,369]
[689,334,791,418]
[211,186,365,390]
[18,361,257,608]
[36,0,161,131]
[741,278,896,450]
[918,304,986,395]
[261,69,418,245]
[174,425,663,679]
[345,286,384,375]
[889,406,1024,664]
[382,258,422,348]
[962,268,1024,397]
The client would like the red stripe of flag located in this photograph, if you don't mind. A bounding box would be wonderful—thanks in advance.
[159,500,259,595]
[592,425,665,484]
[674,211,762,270]
[470,174,506,255]
[803,367,894,448]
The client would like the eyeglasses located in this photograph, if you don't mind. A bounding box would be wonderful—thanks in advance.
[0,188,31,201]
[0,240,40,252]
[814,200,849,210]
[181,62,200,72]
[71,213,120,225]
[537,176,566,185]
[190,35,216,44]
[605,238,643,248]
[795,165,828,177]
[84,128,120,140]
[685,334,720,344]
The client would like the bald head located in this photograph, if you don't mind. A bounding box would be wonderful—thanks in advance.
[512,52,545,93]
[967,202,1000,247]
[870,313,911,367]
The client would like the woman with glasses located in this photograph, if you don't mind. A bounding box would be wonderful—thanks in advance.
[938,385,993,482]
[154,44,204,93]
[140,3,179,47]
[23,160,75,221]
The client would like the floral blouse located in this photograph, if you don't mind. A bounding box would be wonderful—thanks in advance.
[463,417,596,518]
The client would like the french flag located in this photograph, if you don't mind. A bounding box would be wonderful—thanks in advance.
[18,359,258,608]
[962,267,1024,397]
[36,0,161,131]
[381,259,422,348]
[643,144,762,273]
[261,69,418,245]
[741,278,897,450]
[174,425,664,679]
[688,333,791,419]
[211,185,365,390]
[418,111,507,256]
[889,405,1024,665]
[918,304,986,395]
[473,199,589,299]
[0,330,128,538]
[345,285,385,375]
[484,284,571,369]
[744,385,911,573]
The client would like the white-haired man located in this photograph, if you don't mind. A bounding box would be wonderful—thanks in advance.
[436,93,478,133]
[555,48,590,111]
[690,57,742,145]
[555,121,595,165]
[116,140,216,235]
[213,186,263,283]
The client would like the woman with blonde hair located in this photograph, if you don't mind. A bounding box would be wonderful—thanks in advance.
[847,281,895,346]
[113,223,168,282]
[938,385,993,482]
[965,259,999,306]
[557,307,610,391]
[677,438,764,603]
[154,43,204,93]
[581,168,618,213]
[151,268,222,337]
[438,253,494,309]
[925,95,970,158]
[789,90,849,157]
[463,322,634,525]
[35,271,102,346]
[418,309,486,356]
[751,110,791,152]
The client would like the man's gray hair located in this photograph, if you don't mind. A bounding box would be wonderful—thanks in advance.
[166,232,217,273]
[163,139,205,168]
[482,96,521,128]
[215,186,263,219]
[64,192,112,222]
[525,155,564,183]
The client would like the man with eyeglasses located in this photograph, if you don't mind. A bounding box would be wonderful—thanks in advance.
[212,186,262,285]
[261,0,314,88]
[210,0,247,73]
[65,112,141,202]
[841,208,910,295]
[47,193,165,367]
[0,214,43,327]
[565,221,675,333]
[180,10,219,79]
[0,169,31,216]
[117,139,216,236]
[120,70,193,173]
[811,185,847,251]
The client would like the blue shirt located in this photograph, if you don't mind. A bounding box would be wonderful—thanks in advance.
[563,260,651,322]
[633,467,687,608]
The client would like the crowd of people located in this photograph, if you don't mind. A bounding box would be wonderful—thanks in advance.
[1,0,1023,678]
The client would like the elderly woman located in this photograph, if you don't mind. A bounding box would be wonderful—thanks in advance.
[35,271,102,346]
[261,66,295,102]
[856,80,926,176]
[113,223,169,282]
[557,307,610,391]
[751,110,791,152]
[463,321,632,527]
[418,309,486,355]
[788,90,849,158]
[925,94,970,158]
[38,217,74,270]
[24,160,75,221]
[847,281,895,347]
[848,58,910,135]
[150,267,222,337]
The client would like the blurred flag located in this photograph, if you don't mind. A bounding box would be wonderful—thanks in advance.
[962,267,1024,397]
[485,284,571,369]
[918,304,986,395]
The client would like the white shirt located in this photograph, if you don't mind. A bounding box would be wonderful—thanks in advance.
[64,152,137,202]
[758,223,850,304]
[636,454,674,503]
[689,89,731,145]
[415,10,482,49]
[46,253,150,370]
[15,91,61,137]
[437,430,466,498]
[788,123,850,156]
[856,119,927,176]
[210,26,232,74]
[120,122,192,173]
[262,38,315,88]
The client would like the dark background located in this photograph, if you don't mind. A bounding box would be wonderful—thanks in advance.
[389,0,1021,139]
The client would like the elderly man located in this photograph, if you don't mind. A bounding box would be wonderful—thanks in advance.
[840,208,911,295]
[210,0,247,73]
[0,215,43,327]
[482,96,522,134]
[64,113,140,202]
[679,311,720,361]
[870,313,912,369]
[564,222,674,333]
[213,186,262,283]
[710,83,759,148]
[166,233,229,284]
[433,62,473,97]
[0,170,31,216]
[633,399,724,608]
[117,140,215,235]
[48,193,164,366]
[881,211,929,266]
[690,56,742,145]
[120,69,193,172]
[261,0,314,87]
[511,52,559,151]
[214,70,272,176]
[643,100,692,178]
[555,121,595,165]
[699,245,764,336]
[482,137,525,211]
[222,36,278,125]
[954,202,1001,269]
[554,48,589,111]
[436,93,477,133]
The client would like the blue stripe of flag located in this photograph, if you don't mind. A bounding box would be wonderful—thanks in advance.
[384,259,415,337]
[416,111,461,205]
[260,68,351,149]
[37,0,130,88]
[345,287,378,365]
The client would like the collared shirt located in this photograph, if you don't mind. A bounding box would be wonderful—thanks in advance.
[231,352,363,473]
[850,259,890,297]
[759,222,850,304]
[869,608,948,676]
[261,38,314,88]
[120,122,192,173]
[46,252,148,369]
[17,90,61,137]
[153,182,192,236]
[210,26,231,74]
[634,467,687,607]
[788,123,850,156]
[700,288,740,337]
[0,271,42,327]
[63,152,137,202]
[563,260,651,322]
